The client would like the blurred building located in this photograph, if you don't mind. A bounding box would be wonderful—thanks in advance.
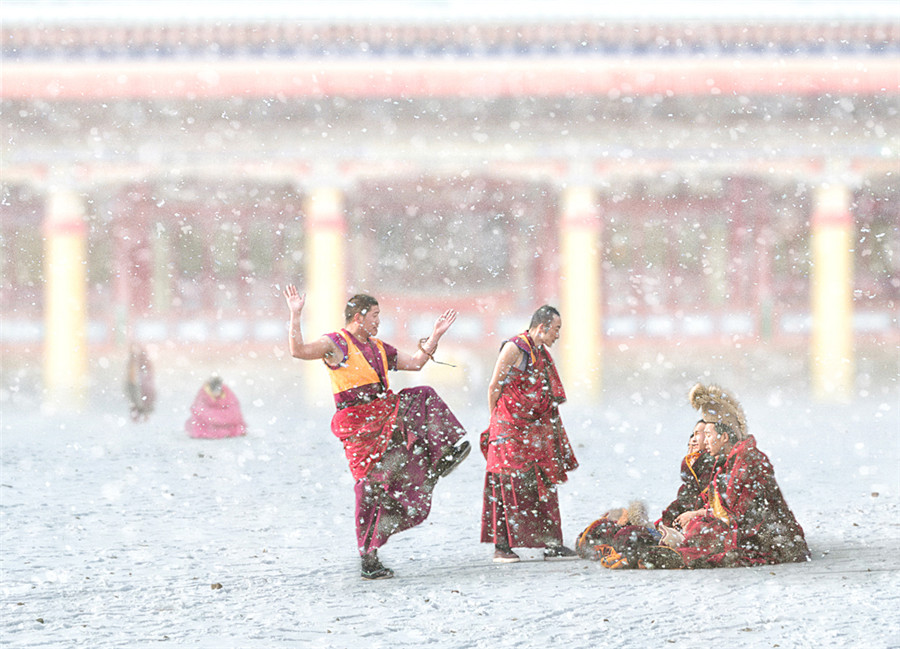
[1,3,897,401]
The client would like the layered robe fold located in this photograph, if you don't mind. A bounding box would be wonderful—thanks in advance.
[658,451,716,527]
[480,332,578,548]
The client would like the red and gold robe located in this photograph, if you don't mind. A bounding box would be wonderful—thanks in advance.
[676,435,810,568]
[481,332,578,492]
[324,329,467,554]
[658,451,716,527]
[326,329,399,480]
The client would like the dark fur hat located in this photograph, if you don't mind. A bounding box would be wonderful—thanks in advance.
[689,383,748,440]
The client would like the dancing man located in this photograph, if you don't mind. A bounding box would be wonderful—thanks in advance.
[283,285,470,580]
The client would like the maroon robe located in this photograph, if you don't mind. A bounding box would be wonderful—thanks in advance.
[480,332,578,548]
[323,331,467,555]
[576,517,659,563]
[676,435,810,568]
[658,451,716,527]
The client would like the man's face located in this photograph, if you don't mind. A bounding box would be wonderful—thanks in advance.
[702,422,717,453]
[688,422,706,453]
[538,315,562,347]
[357,305,380,337]
[704,422,731,456]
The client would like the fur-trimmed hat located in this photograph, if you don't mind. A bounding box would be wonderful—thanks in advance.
[689,383,748,440]
[602,500,651,527]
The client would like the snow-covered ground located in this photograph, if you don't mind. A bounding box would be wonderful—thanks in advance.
[2,353,898,648]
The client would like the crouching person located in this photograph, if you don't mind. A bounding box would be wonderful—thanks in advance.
[185,376,247,439]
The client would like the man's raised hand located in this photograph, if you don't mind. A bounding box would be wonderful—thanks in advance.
[283,284,306,314]
[433,309,458,338]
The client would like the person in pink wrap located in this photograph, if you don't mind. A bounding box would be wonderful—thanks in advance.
[185,376,247,439]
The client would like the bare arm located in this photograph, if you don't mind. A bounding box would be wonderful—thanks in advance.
[395,309,458,371]
[283,284,340,362]
[487,341,523,412]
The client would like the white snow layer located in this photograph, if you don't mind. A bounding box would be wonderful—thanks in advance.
[2,364,898,649]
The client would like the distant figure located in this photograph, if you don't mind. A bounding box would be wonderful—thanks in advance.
[125,343,155,422]
[185,376,247,439]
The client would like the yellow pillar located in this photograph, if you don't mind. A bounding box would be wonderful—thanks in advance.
[43,188,88,411]
[810,183,854,402]
[302,187,347,400]
[559,186,602,401]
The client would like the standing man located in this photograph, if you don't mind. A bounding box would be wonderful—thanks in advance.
[480,305,579,562]
[124,342,155,422]
[283,285,470,580]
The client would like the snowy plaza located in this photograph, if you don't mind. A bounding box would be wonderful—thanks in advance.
[2,1,899,647]
[2,354,898,648]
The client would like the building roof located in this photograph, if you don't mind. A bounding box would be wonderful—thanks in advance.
[3,0,898,25]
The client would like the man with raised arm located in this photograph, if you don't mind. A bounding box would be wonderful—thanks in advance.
[283,285,470,580]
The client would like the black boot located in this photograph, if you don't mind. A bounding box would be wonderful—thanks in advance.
[361,551,394,580]
[435,440,471,478]
[543,544,578,560]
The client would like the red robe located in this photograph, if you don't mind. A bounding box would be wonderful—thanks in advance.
[329,392,395,482]
[676,435,810,568]
[481,333,578,548]
[323,330,467,554]
[481,333,578,494]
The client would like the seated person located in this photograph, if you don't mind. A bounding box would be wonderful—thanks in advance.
[185,376,247,439]
[657,419,716,529]
[576,420,712,568]
[664,383,810,568]
[575,500,659,566]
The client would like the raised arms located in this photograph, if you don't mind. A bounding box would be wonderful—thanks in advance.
[395,308,458,371]
[283,284,340,363]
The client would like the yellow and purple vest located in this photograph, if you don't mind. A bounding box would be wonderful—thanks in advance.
[326,329,391,409]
